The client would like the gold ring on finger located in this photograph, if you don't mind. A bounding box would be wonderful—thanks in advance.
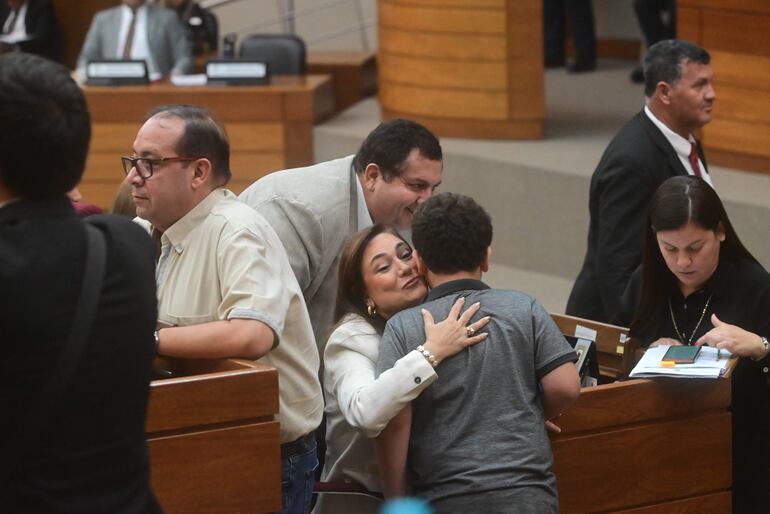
[466,326,475,337]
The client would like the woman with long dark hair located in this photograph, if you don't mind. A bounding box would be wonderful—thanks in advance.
[617,175,770,513]
[315,224,490,514]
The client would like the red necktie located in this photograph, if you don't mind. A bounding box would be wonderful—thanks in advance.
[689,142,702,178]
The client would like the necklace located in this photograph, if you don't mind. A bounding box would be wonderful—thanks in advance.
[668,293,713,345]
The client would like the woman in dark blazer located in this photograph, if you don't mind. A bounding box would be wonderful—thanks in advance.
[617,176,770,514]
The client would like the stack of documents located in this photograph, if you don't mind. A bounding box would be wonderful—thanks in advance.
[629,345,731,379]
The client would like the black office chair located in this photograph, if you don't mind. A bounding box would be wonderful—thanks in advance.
[238,34,306,75]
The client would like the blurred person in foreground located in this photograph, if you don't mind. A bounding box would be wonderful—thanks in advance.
[0,52,161,513]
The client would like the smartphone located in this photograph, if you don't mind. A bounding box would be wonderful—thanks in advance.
[662,345,701,364]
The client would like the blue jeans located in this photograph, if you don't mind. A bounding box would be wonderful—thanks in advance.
[280,433,318,514]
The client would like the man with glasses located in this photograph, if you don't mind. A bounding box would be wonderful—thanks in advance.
[240,119,443,358]
[125,104,322,514]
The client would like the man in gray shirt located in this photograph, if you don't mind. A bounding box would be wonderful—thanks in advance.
[376,193,580,513]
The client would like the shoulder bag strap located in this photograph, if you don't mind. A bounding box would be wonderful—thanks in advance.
[1,223,106,485]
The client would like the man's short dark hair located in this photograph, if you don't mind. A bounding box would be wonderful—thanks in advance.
[0,53,91,199]
[643,39,710,97]
[352,118,442,180]
[412,192,493,274]
[148,104,231,184]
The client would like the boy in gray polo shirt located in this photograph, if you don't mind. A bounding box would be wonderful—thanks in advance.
[376,193,580,513]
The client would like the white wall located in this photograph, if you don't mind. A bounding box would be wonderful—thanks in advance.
[212,0,377,51]
[210,0,641,54]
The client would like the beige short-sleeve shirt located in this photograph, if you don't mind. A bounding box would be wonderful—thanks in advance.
[136,189,322,442]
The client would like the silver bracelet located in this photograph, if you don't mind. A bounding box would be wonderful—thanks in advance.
[752,336,769,362]
[416,345,438,368]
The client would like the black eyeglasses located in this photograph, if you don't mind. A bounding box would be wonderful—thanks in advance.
[121,156,201,179]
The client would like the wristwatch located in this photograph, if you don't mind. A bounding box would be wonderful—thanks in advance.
[154,329,161,355]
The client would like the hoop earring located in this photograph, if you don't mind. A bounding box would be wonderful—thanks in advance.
[367,304,377,317]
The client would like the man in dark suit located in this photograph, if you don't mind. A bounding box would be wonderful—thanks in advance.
[566,40,715,323]
[0,52,161,513]
[0,0,61,61]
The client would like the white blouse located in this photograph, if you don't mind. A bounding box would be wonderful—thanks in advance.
[315,314,436,513]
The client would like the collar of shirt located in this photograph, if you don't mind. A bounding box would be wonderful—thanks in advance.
[668,257,731,303]
[354,166,373,231]
[644,105,696,158]
[158,188,228,253]
[0,1,28,43]
[644,105,713,186]
[426,278,490,302]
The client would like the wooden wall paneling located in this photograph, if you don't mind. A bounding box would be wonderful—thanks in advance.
[147,366,278,434]
[397,0,505,7]
[704,118,770,159]
[149,423,281,513]
[147,360,281,513]
[224,123,285,151]
[506,0,544,122]
[307,51,378,113]
[612,491,731,514]
[676,8,701,43]
[283,122,315,169]
[554,413,731,513]
[712,85,770,125]
[552,377,732,513]
[379,27,507,60]
[711,51,770,89]
[679,0,770,15]
[678,0,770,174]
[701,11,770,57]
[221,153,286,180]
[380,83,509,120]
[555,378,731,432]
[379,2,506,34]
[378,0,544,140]
[702,149,770,175]
[378,53,507,90]
[80,76,332,209]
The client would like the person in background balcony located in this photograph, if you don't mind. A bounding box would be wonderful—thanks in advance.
[0,0,61,61]
[164,0,218,56]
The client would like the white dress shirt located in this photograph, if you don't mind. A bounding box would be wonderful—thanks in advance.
[644,105,714,187]
[316,314,436,514]
[0,1,28,44]
[117,4,160,79]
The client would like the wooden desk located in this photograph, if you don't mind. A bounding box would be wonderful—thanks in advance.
[81,75,334,209]
[378,0,544,140]
[552,377,732,513]
[551,313,638,382]
[680,0,770,175]
[148,359,281,514]
[307,51,378,113]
